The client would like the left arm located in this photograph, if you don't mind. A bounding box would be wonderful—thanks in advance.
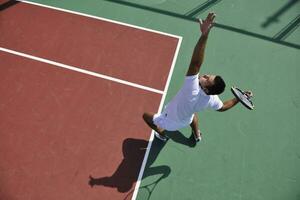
[217,98,239,112]
[217,91,253,112]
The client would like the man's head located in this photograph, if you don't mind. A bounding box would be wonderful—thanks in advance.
[199,74,226,95]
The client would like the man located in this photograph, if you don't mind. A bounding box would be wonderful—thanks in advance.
[143,13,252,142]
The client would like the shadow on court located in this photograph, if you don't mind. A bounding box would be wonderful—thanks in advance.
[164,130,197,148]
[261,0,299,28]
[0,0,20,11]
[104,0,300,49]
[89,137,171,193]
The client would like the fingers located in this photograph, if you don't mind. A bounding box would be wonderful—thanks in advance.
[207,12,216,22]
[198,12,216,35]
[199,12,216,24]
[198,18,203,25]
[245,91,253,97]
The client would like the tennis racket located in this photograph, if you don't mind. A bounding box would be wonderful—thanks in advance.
[231,86,254,110]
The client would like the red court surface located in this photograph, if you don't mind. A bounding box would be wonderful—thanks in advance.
[0,1,178,91]
[0,2,180,200]
[0,52,160,200]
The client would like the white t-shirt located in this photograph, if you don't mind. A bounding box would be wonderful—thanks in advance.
[161,74,223,130]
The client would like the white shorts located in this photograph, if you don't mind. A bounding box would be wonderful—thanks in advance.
[153,112,193,131]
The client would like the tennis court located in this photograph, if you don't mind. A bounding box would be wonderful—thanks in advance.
[1,1,299,200]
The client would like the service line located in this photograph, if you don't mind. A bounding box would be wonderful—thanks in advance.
[0,47,164,95]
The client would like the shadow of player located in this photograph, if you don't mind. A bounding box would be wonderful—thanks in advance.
[89,137,170,193]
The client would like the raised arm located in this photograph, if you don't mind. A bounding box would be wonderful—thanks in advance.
[218,91,253,112]
[186,12,216,76]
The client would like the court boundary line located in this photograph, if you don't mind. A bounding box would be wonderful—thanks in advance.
[131,38,181,200]
[5,1,183,199]
[0,47,164,94]
[19,0,180,39]
[131,29,182,200]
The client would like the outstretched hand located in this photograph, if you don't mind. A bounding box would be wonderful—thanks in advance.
[244,90,253,98]
[199,12,216,36]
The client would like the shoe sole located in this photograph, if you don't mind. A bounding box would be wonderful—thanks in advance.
[154,132,168,142]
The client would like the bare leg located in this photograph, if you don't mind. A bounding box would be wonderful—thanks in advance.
[142,112,165,136]
[190,113,201,140]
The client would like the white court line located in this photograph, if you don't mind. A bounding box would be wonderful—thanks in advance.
[131,37,181,200]
[0,47,164,94]
[131,29,182,200]
[19,0,180,39]
[6,1,183,199]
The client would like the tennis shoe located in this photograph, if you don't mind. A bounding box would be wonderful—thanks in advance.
[154,132,168,142]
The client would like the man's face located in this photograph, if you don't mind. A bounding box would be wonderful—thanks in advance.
[199,74,216,94]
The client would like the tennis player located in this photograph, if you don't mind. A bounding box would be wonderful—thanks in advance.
[143,12,252,142]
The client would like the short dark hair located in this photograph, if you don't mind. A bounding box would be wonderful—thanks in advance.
[207,75,226,95]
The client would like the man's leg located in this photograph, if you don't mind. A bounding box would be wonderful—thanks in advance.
[142,112,165,135]
[143,112,169,141]
[190,113,202,141]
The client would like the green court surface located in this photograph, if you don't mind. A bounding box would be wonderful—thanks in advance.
[20,1,300,199]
